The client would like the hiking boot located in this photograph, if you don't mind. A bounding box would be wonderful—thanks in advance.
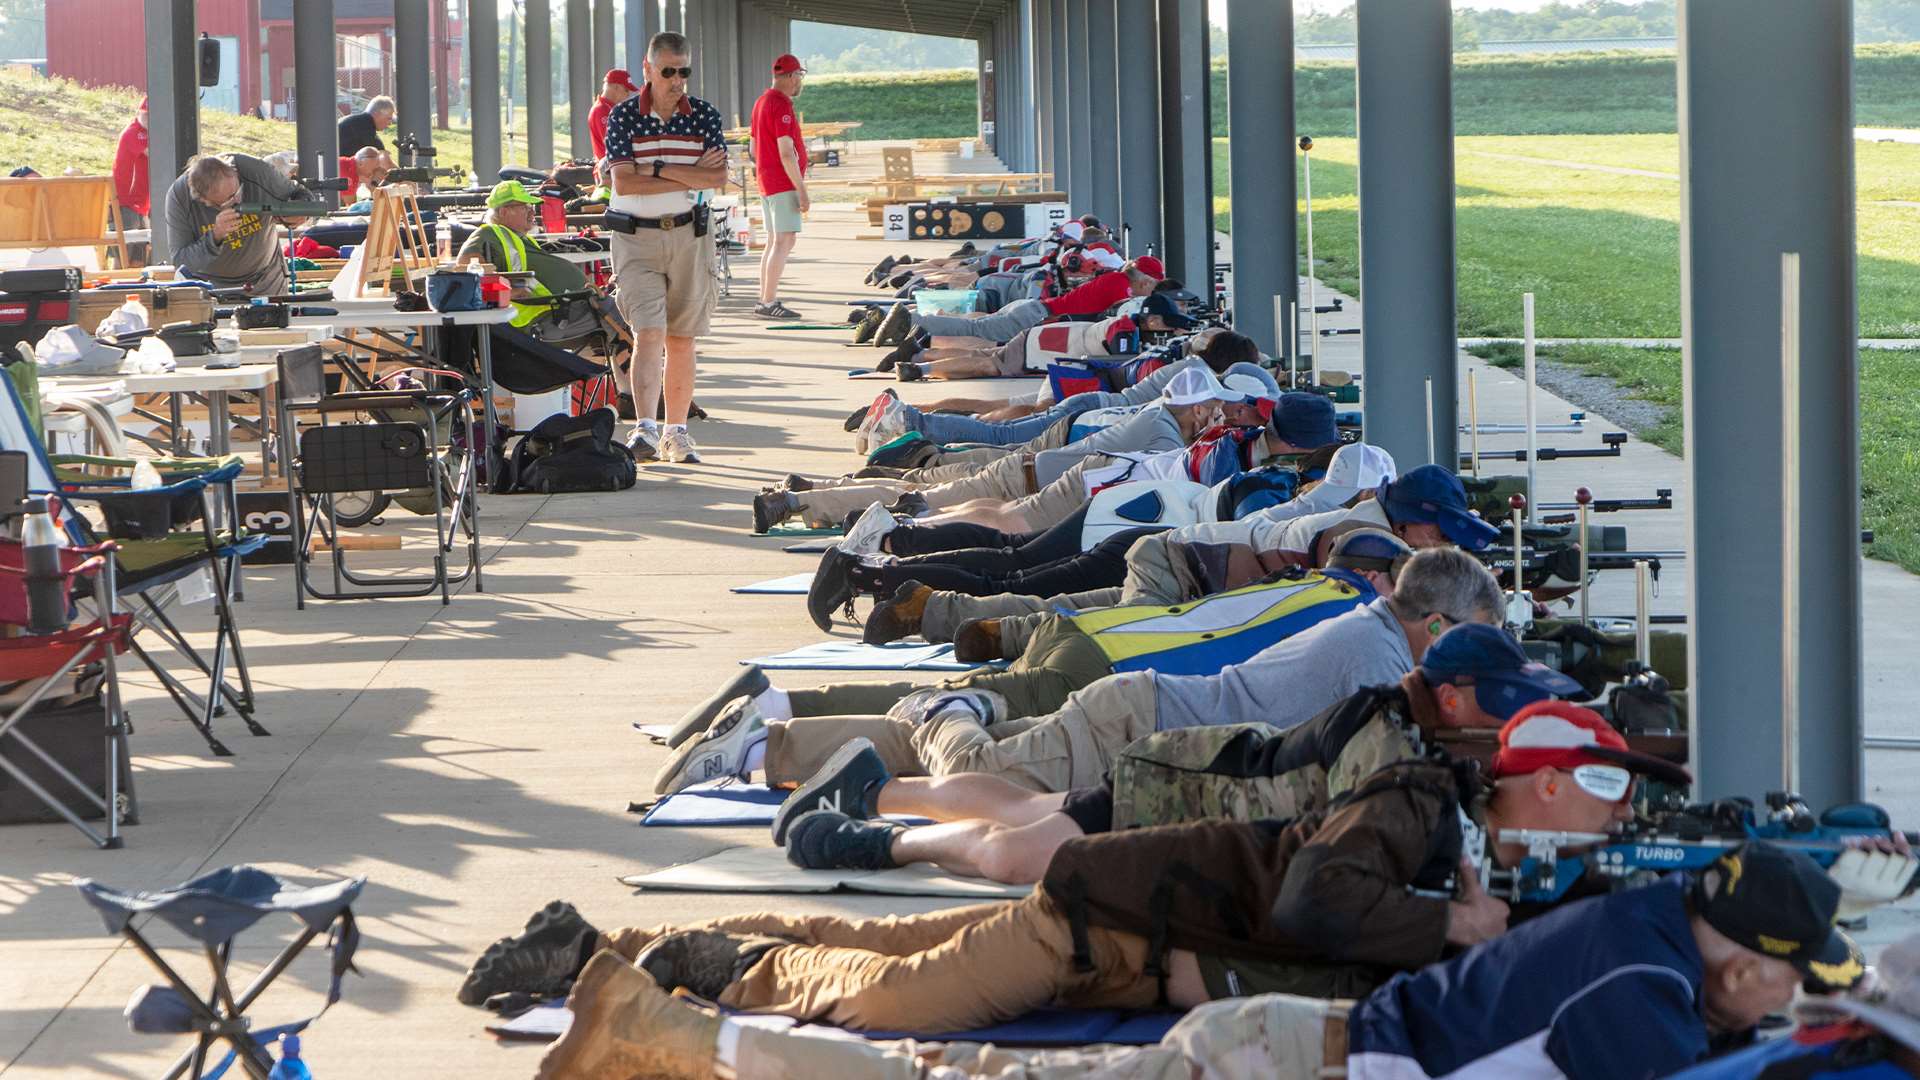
[664,665,769,749]
[458,900,598,1006]
[843,403,872,432]
[625,424,661,463]
[772,738,891,844]
[954,618,1005,663]
[635,929,788,1001]
[873,302,913,347]
[864,581,932,645]
[839,501,897,556]
[753,490,795,534]
[851,308,882,345]
[854,464,912,479]
[865,255,899,285]
[535,951,722,1080]
[897,360,925,382]
[753,300,800,320]
[807,547,863,632]
[886,491,930,519]
[783,473,814,493]
[876,338,921,373]
[661,430,701,464]
[785,809,905,871]
[652,697,768,795]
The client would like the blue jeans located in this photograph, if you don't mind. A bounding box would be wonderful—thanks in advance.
[909,390,1117,445]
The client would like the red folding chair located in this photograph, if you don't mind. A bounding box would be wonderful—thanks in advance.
[0,534,136,848]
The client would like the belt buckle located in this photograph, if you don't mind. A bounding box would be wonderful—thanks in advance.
[658,214,677,231]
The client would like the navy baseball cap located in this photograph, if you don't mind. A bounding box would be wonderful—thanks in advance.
[1378,465,1502,550]
[1419,623,1585,721]
[1140,292,1201,330]
[1270,392,1338,450]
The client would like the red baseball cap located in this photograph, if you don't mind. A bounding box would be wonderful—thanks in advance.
[1492,700,1691,785]
[773,54,806,75]
[1131,255,1166,281]
[604,68,639,92]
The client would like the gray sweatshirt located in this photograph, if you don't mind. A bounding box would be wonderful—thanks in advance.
[1151,597,1415,732]
[164,153,309,294]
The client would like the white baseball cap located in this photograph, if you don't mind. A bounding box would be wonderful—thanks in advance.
[1160,366,1228,407]
[1280,442,1398,518]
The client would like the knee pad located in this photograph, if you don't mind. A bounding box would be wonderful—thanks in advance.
[886,688,1009,728]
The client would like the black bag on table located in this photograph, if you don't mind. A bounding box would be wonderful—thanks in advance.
[498,408,636,495]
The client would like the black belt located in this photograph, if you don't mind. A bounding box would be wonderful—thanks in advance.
[606,208,696,233]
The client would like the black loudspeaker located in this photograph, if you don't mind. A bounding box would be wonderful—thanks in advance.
[906,204,1024,241]
[198,34,220,88]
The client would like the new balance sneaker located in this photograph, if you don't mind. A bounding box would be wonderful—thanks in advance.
[839,501,897,556]
[458,900,598,1006]
[661,430,701,463]
[625,424,661,462]
[663,664,770,749]
[652,698,767,795]
[784,809,905,871]
[771,738,890,844]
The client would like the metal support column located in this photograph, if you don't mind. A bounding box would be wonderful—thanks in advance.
[1017,0,1037,173]
[470,0,503,179]
[594,0,617,77]
[144,0,197,263]
[1681,0,1861,804]
[665,0,682,34]
[717,0,738,126]
[394,0,433,159]
[527,0,554,167]
[1157,0,1212,292]
[685,0,705,100]
[1116,0,1162,257]
[1033,0,1055,184]
[1226,0,1294,356]
[293,0,337,182]
[1086,0,1121,227]
[567,0,594,159]
[1065,0,1093,214]
[631,0,660,69]
[1049,0,1070,202]
[1356,0,1456,470]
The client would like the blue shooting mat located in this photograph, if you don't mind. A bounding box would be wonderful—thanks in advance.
[488,1002,1182,1046]
[731,573,815,594]
[743,641,997,671]
[758,522,843,538]
[639,780,784,826]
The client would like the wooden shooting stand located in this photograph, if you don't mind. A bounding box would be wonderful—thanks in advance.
[0,175,131,268]
[353,183,433,296]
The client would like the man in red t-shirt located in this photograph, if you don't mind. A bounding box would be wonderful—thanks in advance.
[112,97,150,261]
[588,68,640,165]
[748,53,810,319]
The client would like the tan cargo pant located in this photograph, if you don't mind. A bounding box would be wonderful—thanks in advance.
[799,454,1036,526]
[731,994,1350,1080]
[605,894,1161,1033]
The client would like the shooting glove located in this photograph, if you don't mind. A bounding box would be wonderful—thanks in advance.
[1828,848,1920,919]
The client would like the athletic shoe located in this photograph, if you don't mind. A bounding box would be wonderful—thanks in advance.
[875,338,920,373]
[855,392,911,454]
[625,425,661,462]
[864,255,899,285]
[771,738,891,844]
[661,430,701,463]
[634,930,787,1001]
[807,547,861,632]
[663,665,770,749]
[534,952,722,1080]
[851,308,882,345]
[839,501,897,556]
[652,698,767,795]
[752,490,792,534]
[753,300,801,319]
[843,403,872,432]
[864,581,932,645]
[886,490,930,519]
[897,360,925,382]
[784,809,905,871]
[873,302,913,347]
[458,900,598,1006]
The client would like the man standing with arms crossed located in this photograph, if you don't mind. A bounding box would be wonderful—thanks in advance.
[604,32,729,464]
[749,54,809,320]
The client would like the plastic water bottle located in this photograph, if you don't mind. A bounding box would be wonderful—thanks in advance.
[436,219,452,264]
[118,294,149,329]
[267,1033,312,1080]
[21,497,70,635]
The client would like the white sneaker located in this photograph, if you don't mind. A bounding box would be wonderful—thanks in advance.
[857,395,911,455]
[853,389,899,454]
[840,501,897,556]
[661,430,702,463]
[626,425,661,462]
[653,698,767,795]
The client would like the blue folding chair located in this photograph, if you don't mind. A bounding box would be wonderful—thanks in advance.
[76,865,363,1080]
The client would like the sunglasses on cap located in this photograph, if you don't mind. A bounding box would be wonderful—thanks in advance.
[1565,763,1635,803]
[655,65,693,78]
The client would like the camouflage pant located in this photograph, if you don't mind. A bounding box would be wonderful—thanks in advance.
[728,993,1349,1080]
[1107,723,1326,832]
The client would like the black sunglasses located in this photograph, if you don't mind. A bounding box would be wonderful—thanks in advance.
[655,65,693,79]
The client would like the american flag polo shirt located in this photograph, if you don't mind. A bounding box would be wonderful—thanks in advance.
[604,86,729,218]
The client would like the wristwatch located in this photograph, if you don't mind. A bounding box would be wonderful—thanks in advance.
[652,160,666,179]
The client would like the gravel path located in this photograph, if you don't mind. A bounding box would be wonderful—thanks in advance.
[1530,358,1674,439]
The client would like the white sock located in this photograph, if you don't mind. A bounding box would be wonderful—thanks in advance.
[753,686,792,721]
[664,423,687,436]
[637,418,660,436]
[741,739,767,775]
[714,1019,742,1078]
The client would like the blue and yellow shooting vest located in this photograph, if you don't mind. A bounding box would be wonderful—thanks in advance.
[1067,570,1374,677]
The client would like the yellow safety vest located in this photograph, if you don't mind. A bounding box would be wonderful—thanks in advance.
[483,223,552,328]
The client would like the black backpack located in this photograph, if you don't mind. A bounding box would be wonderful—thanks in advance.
[498,408,636,494]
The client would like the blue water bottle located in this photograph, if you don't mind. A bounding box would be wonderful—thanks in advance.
[268,1033,312,1080]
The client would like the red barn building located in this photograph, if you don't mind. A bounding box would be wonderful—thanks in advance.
[43,0,462,123]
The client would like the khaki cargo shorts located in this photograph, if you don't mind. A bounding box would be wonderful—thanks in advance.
[611,222,715,338]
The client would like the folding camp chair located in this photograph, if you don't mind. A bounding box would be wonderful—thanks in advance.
[0,519,136,848]
[75,865,363,1080]
[277,344,483,605]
